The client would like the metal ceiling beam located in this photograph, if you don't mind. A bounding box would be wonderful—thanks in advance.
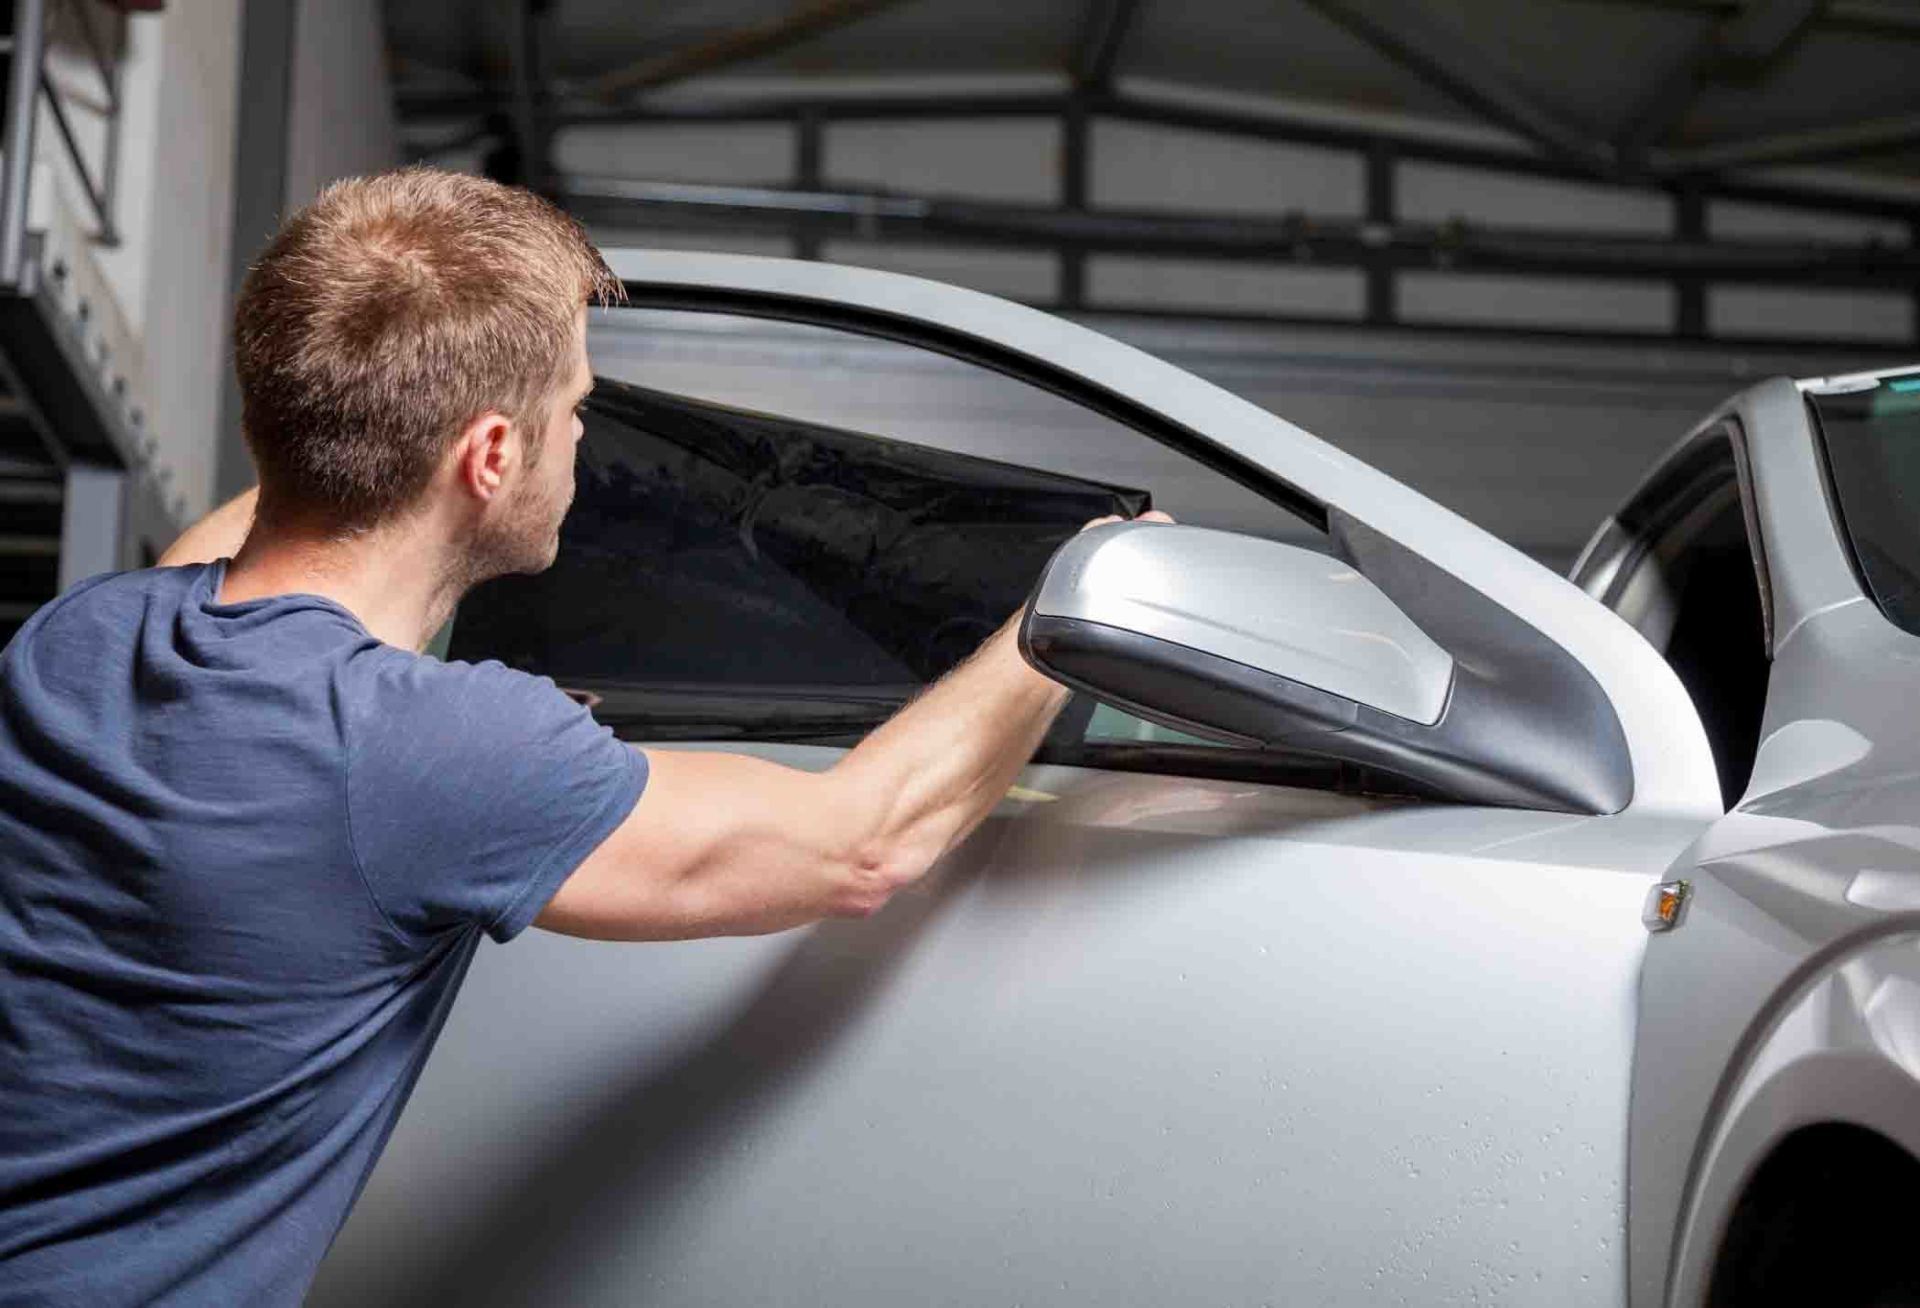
[556,174,1920,286]
[1614,0,1825,161]
[1294,0,1619,178]
[1099,94,1920,218]
[390,82,1920,222]
[1073,0,1146,91]
[573,0,917,104]
[1656,110,1920,171]
[395,86,1066,122]
[1582,0,1920,40]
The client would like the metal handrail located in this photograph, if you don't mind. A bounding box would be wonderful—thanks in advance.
[0,0,122,288]
[51,0,120,241]
[0,0,47,286]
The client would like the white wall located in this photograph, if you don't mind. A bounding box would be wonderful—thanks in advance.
[135,0,243,522]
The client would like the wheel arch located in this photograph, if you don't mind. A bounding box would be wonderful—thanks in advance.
[1665,928,1920,1306]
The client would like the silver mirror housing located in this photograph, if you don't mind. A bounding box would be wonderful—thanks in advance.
[1026,523,1453,727]
[1021,517,1635,814]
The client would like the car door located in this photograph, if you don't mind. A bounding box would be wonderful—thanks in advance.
[311,254,1723,1308]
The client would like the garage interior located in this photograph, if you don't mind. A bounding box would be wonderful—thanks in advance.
[2,1,1920,1304]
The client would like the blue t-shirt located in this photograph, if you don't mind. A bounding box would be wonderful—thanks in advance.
[0,561,647,1305]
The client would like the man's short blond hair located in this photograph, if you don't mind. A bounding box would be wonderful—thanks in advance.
[233,167,623,529]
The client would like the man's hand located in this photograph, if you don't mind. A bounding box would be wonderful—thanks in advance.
[1080,509,1175,532]
[158,487,260,568]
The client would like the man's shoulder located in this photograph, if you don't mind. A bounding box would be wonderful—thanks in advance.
[339,648,585,749]
[343,645,563,700]
[33,563,201,624]
[3,565,201,674]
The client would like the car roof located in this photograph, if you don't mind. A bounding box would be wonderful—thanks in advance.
[1797,363,1920,393]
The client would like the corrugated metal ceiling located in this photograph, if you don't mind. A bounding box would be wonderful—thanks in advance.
[383,0,1920,174]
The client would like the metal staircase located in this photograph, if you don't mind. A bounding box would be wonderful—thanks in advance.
[0,397,59,646]
[0,0,145,649]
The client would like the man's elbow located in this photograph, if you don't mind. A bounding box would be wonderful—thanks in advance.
[823,840,928,920]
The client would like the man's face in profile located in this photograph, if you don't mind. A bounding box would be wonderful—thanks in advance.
[473,310,593,581]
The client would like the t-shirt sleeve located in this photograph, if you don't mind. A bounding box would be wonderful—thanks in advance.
[343,651,647,943]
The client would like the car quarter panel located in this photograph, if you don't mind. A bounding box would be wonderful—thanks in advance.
[312,747,1707,1307]
[601,251,1720,822]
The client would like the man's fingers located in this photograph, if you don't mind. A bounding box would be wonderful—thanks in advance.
[1077,509,1177,534]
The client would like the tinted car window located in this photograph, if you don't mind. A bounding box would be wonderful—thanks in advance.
[450,379,1146,737]
[1808,375,1920,637]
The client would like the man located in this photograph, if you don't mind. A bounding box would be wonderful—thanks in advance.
[0,168,1168,1305]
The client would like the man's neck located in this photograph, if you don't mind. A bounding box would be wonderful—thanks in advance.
[220,518,463,653]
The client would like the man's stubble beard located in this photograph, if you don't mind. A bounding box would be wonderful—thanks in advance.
[447,469,573,598]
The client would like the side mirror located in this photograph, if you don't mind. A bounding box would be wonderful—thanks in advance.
[1019,522,1454,748]
[1019,519,1634,814]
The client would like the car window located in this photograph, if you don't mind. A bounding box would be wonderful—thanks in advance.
[448,307,1308,779]
[1806,373,1920,638]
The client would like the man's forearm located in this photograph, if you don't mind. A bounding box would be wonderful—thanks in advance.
[828,612,1070,885]
[157,487,259,568]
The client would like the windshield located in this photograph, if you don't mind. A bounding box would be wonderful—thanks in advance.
[1807,373,1920,638]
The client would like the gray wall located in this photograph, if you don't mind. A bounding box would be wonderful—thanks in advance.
[528,100,1919,346]
[285,0,401,211]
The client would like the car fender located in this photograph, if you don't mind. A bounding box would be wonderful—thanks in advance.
[1664,927,1920,1306]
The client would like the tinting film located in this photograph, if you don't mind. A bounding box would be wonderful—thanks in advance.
[450,379,1147,736]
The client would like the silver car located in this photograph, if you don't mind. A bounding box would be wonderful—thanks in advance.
[310,256,1920,1308]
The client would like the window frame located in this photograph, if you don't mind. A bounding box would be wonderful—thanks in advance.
[1804,376,1920,641]
[1571,418,1773,809]
[602,286,1327,532]
[1573,418,1774,656]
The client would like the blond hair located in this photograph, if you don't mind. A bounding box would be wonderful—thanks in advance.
[234,167,623,528]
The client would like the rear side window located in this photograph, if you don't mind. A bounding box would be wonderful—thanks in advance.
[1807,374,1920,638]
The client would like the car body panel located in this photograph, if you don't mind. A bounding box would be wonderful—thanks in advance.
[313,746,1709,1308]
[1748,377,1867,651]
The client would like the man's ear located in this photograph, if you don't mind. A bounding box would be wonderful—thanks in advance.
[450,412,516,504]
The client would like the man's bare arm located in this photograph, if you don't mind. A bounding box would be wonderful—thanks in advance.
[535,612,1070,941]
[157,487,258,568]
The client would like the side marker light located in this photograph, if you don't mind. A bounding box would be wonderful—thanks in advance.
[1643,880,1692,933]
